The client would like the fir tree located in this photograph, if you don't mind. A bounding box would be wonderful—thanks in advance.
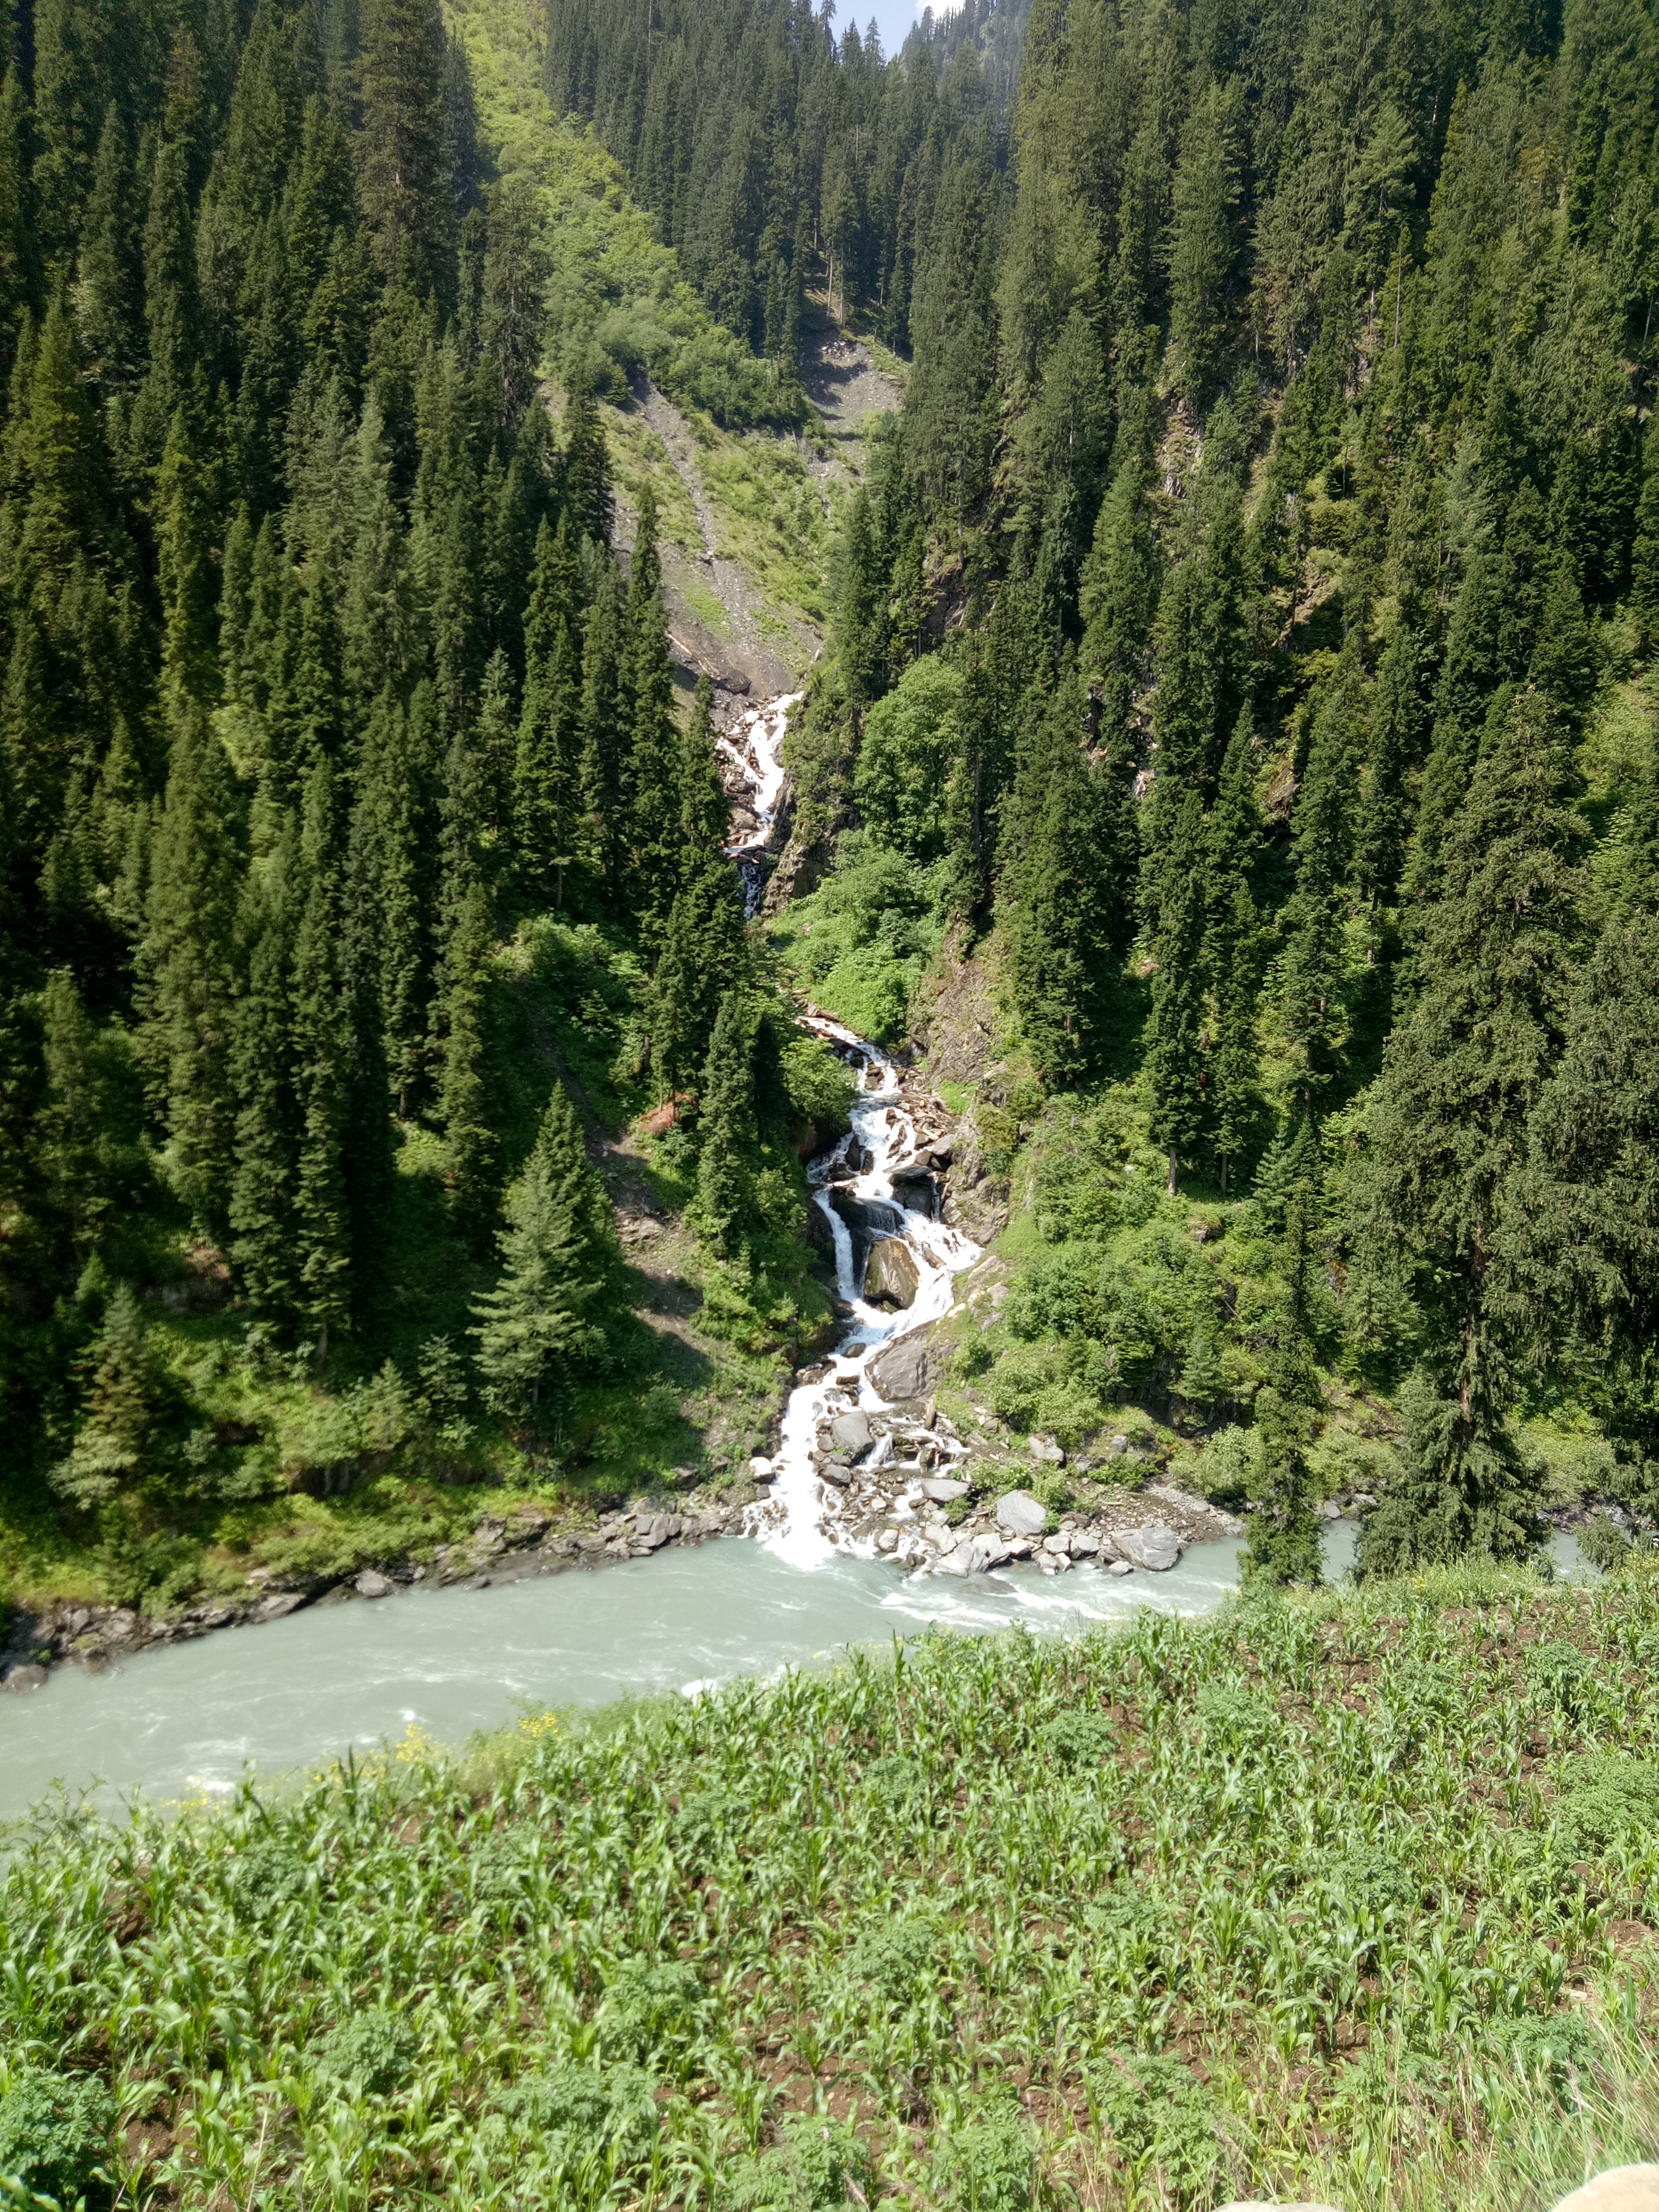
[229,823,300,1325]
[38,966,105,1262]
[432,875,495,1241]
[1000,670,1135,1084]
[1278,657,1361,1116]
[692,990,757,1260]
[1242,1383,1322,1586]
[1144,784,1209,1195]
[623,487,683,950]
[290,765,353,1362]
[357,0,456,306]
[1355,624,1420,920]
[470,1080,614,1430]
[1354,687,1581,1573]
[50,1284,162,1509]
[138,705,240,1228]
[1632,419,1659,655]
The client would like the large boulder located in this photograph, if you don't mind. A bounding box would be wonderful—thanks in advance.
[1544,2169,1659,2212]
[1116,1522,1182,1571]
[831,1410,873,1454]
[868,1326,936,1402]
[828,1187,905,1239]
[864,1237,920,1309]
[890,1168,937,1217]
[918,1476,969,1503]
[995,1489,1049,1538]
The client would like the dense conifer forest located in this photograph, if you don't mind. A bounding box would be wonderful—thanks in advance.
[1,0,1657,1618]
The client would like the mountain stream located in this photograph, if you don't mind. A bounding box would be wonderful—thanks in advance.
[0,693,1370,1819]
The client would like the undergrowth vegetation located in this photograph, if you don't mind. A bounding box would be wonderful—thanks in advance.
[6,1570,1659,2208]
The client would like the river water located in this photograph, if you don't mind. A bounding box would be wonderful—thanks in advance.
[0,698,1585,1822]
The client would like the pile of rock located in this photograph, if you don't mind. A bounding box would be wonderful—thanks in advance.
[790,1392,1198,1581]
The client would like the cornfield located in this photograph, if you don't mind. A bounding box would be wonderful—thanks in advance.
[5,1563,1659,2210]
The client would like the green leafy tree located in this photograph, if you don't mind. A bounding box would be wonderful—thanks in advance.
[853,652,963,863]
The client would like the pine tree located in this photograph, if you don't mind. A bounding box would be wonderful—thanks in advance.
[348,691,430,1119]
[562,380,613,547]
[470,1080,614,1429]
[50,1284,162,1509]
[1079,456,1158,746]
[623,487,683,949]
[692,990,757,1260]
[72,106,141,391]
[432,875,495,1241]
[1354,686,1581,1574]
[999,670,1135,1084]
[1279,657,1361,1116]
[1632,420,1659,655]
[1166,81,1244,408]
[229,822,300,1324]
[1205,709,1262,1192]
[1355,624,1419,919]
[1242,1382,1322,1586]
[1144,784,1209,1194]
[357,0,455,306]
[479,173,549,432]
[679,677,730,851]
[38,966,105,1263]
[139,705,240,1227]
[290,765,353,1362]
[579,554,627,906]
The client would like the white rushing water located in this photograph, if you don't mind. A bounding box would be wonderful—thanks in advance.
[749,1016,979,1569]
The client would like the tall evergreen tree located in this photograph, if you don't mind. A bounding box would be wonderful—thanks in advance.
[138,706,240,1227]
[1144,784,1209,1195]
[1354,688,1582,1574]
[470,1080,614,1429]
[692,990,757,1260]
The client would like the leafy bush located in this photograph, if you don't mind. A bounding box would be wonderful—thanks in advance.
[1088,2052,1224,2205]
[1578,1514,1633,1571]
[848,1915,936,2002]
[1192,1423,1257,1505]
[1485,2011,1603,2106]
[496,2063,658,2154]
[311,2007,419,2096]
[948,2095,1033,2212]
[1551,1755,1659,1858]
[722,2115,874,2210]
[853,654,963,862]
[0,2071,116,2212]
[598,1961,702,2064]
[1040,1710,1117,1767]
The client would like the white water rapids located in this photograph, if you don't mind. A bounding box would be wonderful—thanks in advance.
[749,1019,981,1570]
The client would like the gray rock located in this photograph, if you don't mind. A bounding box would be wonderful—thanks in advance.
[1028,1434,1065,1464]
[919,1476,969,1503]
[1116,1523,1182,1571]
[1041,1532,1073,1557]
[832,1410,873,1453]
[1105,1557,1135,1576]
[970,1533,1012,1571]
[868,1327,936,1403]
[1319,1497,1342,1519]
[1069,1529,1102,1556]
[864,1237,920,1310]
[1214,2203,1345,2212]
[890,1168,937,1217]
[354,1570,394,1598]
[995,1489,1049,1538]
[1108,1434,1130,1456]
[257,1591,307,1620]
[1,1663,47,1693]
[818,1459,853,1488]
[861,1432,895,1471]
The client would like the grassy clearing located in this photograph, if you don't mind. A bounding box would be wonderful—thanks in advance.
[6,1568,1659,2207]
[448,0,839,648]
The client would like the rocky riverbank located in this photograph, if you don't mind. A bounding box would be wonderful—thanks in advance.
[0,1494,753,1691]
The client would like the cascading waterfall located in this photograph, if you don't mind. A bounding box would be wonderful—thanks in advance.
[746,1015,982,1569]
[720,690,800,916]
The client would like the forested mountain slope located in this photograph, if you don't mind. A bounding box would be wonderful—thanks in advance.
[769,0,1659,1574]
[0,0,863,1624]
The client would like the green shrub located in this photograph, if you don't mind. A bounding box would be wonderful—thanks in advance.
[311,2007,419,2096]
[1552,1755,1659,1858]
[598,1961,702,2064]
[0,2069,116,2211]
[1088,2052,1224,2205]
[1040,1710,1116,1767]
[848,1915,936,2002]
[1578,1514,1633,1571]
[1192,1424,1257,1505]
[495,2063,658,2154]
[948,2094,1034,2211]
[720,2114,874,2210]
[1485,2011,1604,2106]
